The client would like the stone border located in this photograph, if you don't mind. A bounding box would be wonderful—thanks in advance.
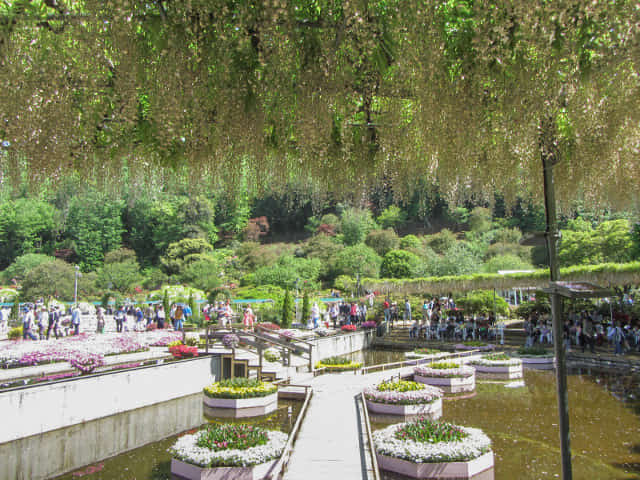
[377,451,494,479]
[365,397,442,419]
[472,364,523,379]
[171,457,277,480]
[203,392,278,418]
[414,373,476,393]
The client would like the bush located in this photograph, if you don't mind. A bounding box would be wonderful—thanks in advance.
[456,290,509,316]
[252,255,321,290]
[377,205,407,229]
[8,326,22,340]
[399,234,422,251]
[340,208,377,246]
[427,242,480,276]
[426,229,457,254]
[331,244,381,279]
[468,207,492,232]
[365,229,399,256]
[381,250,423,278]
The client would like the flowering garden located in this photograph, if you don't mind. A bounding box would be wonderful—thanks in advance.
[0,330,182,372]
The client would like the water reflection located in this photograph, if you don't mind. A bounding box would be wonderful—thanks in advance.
[53,399,302,480]
[381,467,495,480]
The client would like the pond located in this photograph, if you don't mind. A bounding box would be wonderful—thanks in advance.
[372,366,640,480]
[52,398,303,480]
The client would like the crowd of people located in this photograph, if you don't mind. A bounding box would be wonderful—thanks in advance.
[524,308,640,355]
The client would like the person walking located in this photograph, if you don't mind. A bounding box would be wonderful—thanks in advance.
[311,303,320,329]
[22,307,37,340]
[114,306,125,333]
[71,304,81,335]
[46,306,60,339]
[404,299,412,324]
[174,305,184,331]
[96,306,105,333]
[156,305,166,329]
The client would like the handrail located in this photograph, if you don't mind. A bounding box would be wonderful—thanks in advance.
[266,384,313,479]
[358,349,480,375]
[360,392,381,480]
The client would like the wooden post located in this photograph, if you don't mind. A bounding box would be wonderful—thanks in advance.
[541,118,573,480]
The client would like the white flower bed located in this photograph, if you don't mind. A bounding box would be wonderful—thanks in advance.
[363,384,443,405]
[414,364,475,378]
[374,423,491,463]
[468,357,522,367]
[169,430,287,467]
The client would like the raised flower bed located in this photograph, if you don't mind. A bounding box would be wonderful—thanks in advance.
[363,380,443,418]
[203,378,278,418]
[414,362,476,393]
[516,347,555,369]
[374,417,493,479]
[404,348,447,360]
[469,353,523,379]
[315,355,362,373]
[169,423,287,480]
[454,341,495,352]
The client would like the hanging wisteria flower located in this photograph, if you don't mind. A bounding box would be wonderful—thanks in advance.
[363,381,443,405]
[414,363,475,379]
[374,419,492,463]
[169,427,287,467]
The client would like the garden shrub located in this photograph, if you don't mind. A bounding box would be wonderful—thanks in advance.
[365,229,399,256]
[426,229,457,254]
[381,250,423,278]
[8,326,22,340]
[399,234,422,251]
[330,244,381,279]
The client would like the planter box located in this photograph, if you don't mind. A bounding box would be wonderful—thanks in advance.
[366,398,442,419]
[171,458,277,480]
[203,392,278,418]
[377,451,494,479]
[472,364,523,379]
[414,374,475,393]
[520,356,555,370]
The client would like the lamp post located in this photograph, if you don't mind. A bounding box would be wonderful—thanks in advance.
[74,265,80,305]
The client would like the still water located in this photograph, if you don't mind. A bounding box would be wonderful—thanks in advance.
[53,399,303,480]
[370,361,640,480]
[53,349,640,480]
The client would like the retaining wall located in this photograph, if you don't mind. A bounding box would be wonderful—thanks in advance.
[310,330,374,364]
[0,356,215,480]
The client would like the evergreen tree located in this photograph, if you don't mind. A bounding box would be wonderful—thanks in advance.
[301,291,310,324]
[281,290,293,328]
[162,289,170,319]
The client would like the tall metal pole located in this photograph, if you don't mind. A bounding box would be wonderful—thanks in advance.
[74,265,79,305]
[542,149,573,480]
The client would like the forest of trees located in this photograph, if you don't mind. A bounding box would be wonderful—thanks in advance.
[1,175,638,302]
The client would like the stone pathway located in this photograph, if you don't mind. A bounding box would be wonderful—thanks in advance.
[284,365,415,480]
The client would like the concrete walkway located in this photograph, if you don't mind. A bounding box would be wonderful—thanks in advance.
[284,365,415,480]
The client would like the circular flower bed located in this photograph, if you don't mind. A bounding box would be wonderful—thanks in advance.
[414,362,475,394]
[374,417,492,464]
[364,380,443,418]
[203,378,277,399]
[315,355,362,372]
[468,353,521,367]
[469,353,523,379]
[414,362,475,378]
[454,342,495,351]
[364,380,442,405]
[516,346,555,369]
[203,378,278,418]
[169,424,287,468]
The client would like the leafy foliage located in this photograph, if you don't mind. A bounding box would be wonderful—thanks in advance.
[381,250,423,279]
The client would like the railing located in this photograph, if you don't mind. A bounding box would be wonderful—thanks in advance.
[360,392,381,480]
[358,349,481,375]
[265,384,313,479]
